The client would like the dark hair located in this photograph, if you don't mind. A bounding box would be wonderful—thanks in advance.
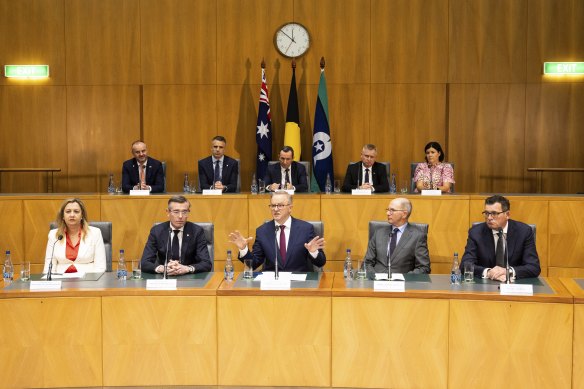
[212,135,226,143]
[485,195,510,212]
[281,146,295,157]
[424,141,445,162]
[168,195,190,209]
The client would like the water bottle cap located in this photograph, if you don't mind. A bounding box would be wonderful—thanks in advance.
[5,250,10,254]
[227,250,232,254]
[120,249,125,253]
[454,252,458,256]
[346,248,351,252]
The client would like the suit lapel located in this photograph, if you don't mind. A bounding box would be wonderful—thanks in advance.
[482,224,496,267]
[391,224,412,259]
[181,223,192,261]
[286,218,299,265]
[506,221,516,260]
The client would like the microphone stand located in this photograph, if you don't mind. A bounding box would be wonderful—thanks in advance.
[163,229,171,279]
[47,235,63,281]
[274,225,279,280]
[502,230,510,284]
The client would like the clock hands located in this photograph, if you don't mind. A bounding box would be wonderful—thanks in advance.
[279,28,296,43]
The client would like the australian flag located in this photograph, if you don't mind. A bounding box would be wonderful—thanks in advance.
[256,66,272,180]
[311,67,334,192]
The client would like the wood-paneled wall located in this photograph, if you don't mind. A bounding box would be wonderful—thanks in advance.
[0,0,583,193]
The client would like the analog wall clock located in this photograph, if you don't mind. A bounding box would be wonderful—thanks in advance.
[274,23,310,58]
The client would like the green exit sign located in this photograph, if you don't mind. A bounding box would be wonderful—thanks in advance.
[543,62,584,75]
[4,65,50,78]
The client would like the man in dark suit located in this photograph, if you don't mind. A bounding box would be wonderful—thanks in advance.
[341,144,389,192]
[265,146,308,193]
[461,195,540,281]
[364,197,430,276]
[198,135,239,192]
[228,191,325,272]
[141,195,212,274]
[121,140,165,193]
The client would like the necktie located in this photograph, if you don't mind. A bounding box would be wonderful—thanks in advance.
[172,229,181,261]
[389,228,399,260]
[214,160,221,182]
[285,169,290,185]
[364,168,370,184]
[279,225,287,266]
[495,230,505,267]
[139,164,145,186]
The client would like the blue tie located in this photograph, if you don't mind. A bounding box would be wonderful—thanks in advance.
[213,160,221,182]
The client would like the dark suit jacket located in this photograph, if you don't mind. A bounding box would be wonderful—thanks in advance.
[460,220,541,279]
[341,162,389,193]
[122,157,165,193]
[141,221,212,273]
[364,223,431,275]
[240,217,326,272]
[198,155,239,192]
[264,161,308,193]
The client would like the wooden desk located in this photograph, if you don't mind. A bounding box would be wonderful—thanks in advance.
[0,168,61,193]
[561,278,584,389]
[216,272,333,387]
[332,273,574,389]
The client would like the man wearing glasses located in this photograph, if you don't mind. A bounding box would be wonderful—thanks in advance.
[229,191,325,271]
[141,195,212,275]
[364,197,430,275]
[461,195,540,281]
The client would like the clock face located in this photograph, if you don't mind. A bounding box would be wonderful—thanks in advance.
[274,23,310,58]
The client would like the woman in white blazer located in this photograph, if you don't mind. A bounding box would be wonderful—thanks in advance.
[43,198,107,274]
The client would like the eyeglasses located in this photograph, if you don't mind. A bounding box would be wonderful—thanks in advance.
[268,203,290,210]
[482,211,506,218]
[169,210,190,216]
[386,208,406,214]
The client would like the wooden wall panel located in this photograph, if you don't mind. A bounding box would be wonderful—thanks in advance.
[65,0,141,85]
[524,83,584,193]
[0,0,66,86]
[296,0,371,85]
[371,84,447,185]
[371,0,448,83]
[143,85,217,192]
[550,200,584,269]
[527,0,584,82]
[449,84,526,193]
[449,0,527,83]
[66,86,141,192]
[0,86,67,193]
[140,0,217,85]
[217,0,290,85]
[0,199,24,263]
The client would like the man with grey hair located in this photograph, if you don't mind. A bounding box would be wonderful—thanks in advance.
[229,191,325,272]
[341,144,389,192]
[364,197,430,275]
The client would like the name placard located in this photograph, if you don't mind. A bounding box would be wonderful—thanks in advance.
[30,281,62,291]
[421,189,441,196]
[202,189,222,195]
[352,189,372,196]
[374,281,405,292]
[129,189,150,196]
[146,279,177,290]
[260,278,291,290]
[499,284,533,296]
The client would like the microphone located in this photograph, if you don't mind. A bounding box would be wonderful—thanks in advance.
[274,225,280,280]
[499,228,511,284]
[47,234,63,281]
[163,229,171,279]
[386,229,393,281]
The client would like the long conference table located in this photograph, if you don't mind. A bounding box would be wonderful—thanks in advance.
[0,192,583,277]
[1,271,582,389]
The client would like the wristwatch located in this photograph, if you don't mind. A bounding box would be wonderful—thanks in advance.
[188,265,195,273]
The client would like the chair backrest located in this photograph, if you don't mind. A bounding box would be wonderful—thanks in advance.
[410,162,455,193]
[161,161,167,193]
[471,222,536,244]
[268,160,310,186]
[368,221,429,241]
[263,219,324,272]
[154,221,214,270]
[49,221,113,272]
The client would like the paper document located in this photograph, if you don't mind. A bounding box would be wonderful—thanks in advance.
[255,272,307,281]
[42,271,86,280]
[375,272,405,281]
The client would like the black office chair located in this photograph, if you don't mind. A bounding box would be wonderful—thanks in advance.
[368,221,429,241]
[154,222,214,271]
[267,160,311,188]
[410,162,455,193]
[471,222,536,244]
[49,221,113,272]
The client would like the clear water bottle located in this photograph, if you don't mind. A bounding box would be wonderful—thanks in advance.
[117,249,127,280]
[343,249,353,279]
[183,173,190,193]
[390,173,397,193]
[325,174,332,194]
[107,173,115,194]
[251,173,258,194]
[224,250,234,281]
[450,252,461,285]
[3,250,14,282]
